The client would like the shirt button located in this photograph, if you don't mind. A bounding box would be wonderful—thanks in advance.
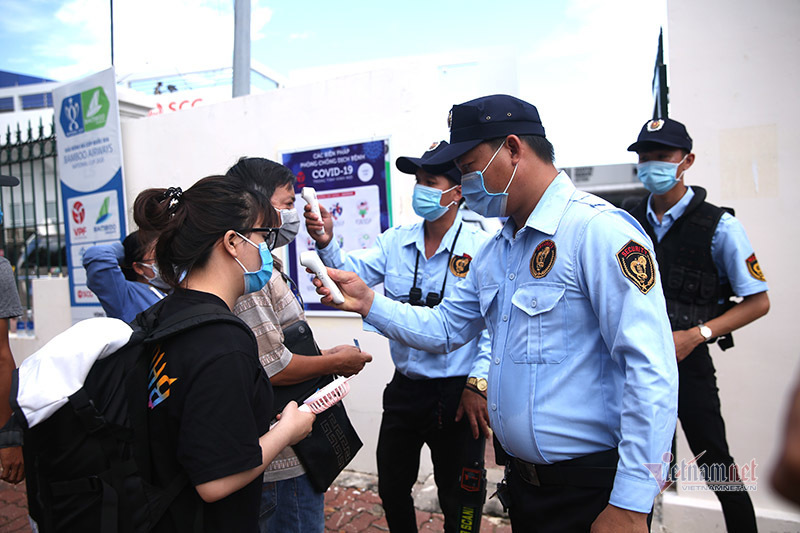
[491,404,497,411]
[494,358,500,365]
[509,273,516,280]
[502,315,508,322]
[531,299,537,308]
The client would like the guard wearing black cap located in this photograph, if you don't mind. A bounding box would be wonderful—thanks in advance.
[627,118,769,533]
[0,175,25,485]
[308,95,678,532]
[304,142,492,533]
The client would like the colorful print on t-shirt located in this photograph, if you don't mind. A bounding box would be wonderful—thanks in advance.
[148,348,177,409]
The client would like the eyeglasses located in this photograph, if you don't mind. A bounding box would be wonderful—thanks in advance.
[238,227,279,250]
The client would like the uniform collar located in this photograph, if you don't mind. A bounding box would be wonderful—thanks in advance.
[404,209,464,254]
[646,186,694,227]
[500,171,574,241]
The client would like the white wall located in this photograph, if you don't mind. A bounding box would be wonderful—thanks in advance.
[666,0,800,526]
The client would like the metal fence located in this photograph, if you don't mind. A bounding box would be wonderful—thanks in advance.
[0,118,64,313]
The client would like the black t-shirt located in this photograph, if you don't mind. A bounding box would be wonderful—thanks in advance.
[147,289,273,532]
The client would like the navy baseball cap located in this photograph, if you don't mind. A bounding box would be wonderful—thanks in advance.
[627,118,693,153]
[424,94,547,167]
[396,141,462,183]
[0,175,19,187]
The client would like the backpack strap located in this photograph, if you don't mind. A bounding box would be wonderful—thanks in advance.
[144,302,255,346]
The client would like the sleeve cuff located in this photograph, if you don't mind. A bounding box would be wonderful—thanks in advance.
[316,239,341,267]
[608,472,660,514]
[111,241,125,262]
[364,292,395,333]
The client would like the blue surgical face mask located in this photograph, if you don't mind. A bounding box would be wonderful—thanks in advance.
[636,155,687,194]
[412,184,458,221]
[460,142,518,218]
[234,232,274,294]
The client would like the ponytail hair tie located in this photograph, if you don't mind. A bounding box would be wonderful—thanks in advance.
[160,187,183,215]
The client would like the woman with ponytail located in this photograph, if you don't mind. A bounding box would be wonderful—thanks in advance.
[132,177,315,532]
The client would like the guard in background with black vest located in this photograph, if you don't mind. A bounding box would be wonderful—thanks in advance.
[627,118,770,533]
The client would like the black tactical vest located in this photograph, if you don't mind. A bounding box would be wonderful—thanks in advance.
[629,187,735,346]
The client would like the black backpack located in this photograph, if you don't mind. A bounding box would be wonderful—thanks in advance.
[10,301,255,533]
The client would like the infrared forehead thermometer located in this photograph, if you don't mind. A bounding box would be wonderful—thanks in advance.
[301,187,325,235]
[300,250,345,305]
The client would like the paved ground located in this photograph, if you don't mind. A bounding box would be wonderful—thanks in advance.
[1,436,511,532]
[0,456,511,533]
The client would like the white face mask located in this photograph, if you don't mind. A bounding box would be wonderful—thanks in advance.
[274,208,301,248]
[140,262,171,290]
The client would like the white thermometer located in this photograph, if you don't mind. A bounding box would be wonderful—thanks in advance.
[300,250,345,304]
[301,187,325,235]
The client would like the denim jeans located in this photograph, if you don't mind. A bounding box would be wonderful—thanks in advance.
[259,474,325,533]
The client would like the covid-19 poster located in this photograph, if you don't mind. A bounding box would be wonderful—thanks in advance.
[282,139,391,313]
[53,68,126,323]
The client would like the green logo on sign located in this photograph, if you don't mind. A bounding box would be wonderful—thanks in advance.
[80,86,109,132]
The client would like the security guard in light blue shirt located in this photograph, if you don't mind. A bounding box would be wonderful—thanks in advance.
[628,118,769,533]
[314,205,492,381]
[311,95,679,533]
[304,141,492,533]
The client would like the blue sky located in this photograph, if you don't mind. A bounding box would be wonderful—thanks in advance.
[0,0,667,165]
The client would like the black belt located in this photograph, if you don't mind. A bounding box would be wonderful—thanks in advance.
[511,448,619,489]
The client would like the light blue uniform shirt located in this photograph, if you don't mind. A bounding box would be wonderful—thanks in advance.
[363,172,678,513]
[646,187,769,297]
[317,209,492,380]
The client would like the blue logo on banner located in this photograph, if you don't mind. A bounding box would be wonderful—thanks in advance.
[60,94,84,137]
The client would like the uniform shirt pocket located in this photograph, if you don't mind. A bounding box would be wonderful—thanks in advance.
[510,282,568,364]
[479,284,500,337]
[384,273,409,301]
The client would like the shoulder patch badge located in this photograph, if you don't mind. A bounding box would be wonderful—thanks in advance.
[450,253,472,278]
[745,253,766,282]
[616,240,656,294]
[530,240,557,279]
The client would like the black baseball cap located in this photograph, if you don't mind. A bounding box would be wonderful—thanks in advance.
[396,141,462,184]
[0,175,19,187]
[424,94,547,167]
[627,118,693,153]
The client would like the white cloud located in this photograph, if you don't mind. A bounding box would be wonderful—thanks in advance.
[517,0,667,166]
[251,4,274,41]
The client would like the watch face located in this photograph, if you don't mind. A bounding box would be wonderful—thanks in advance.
[700,326,712,340]
[476,379,488,392]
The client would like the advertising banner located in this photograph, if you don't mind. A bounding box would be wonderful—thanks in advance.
[53,68,126,323]
[282,139,391,313]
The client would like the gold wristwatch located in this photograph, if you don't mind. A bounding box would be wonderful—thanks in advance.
[698,325,713,341]
[467,377,488,392]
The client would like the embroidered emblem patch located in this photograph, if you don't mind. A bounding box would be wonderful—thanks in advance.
[450,253,472,278]
[530,240,556,279]
[426,141,440,152]
[647,119,664,132]
[745,253,766,282]
[447,109,453,130]
[616,240,656,294]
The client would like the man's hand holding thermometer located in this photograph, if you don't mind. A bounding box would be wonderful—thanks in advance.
[300,251,345,305]
[301,187,325,235]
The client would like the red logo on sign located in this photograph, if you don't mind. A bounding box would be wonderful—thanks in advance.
[72,201,85,224]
